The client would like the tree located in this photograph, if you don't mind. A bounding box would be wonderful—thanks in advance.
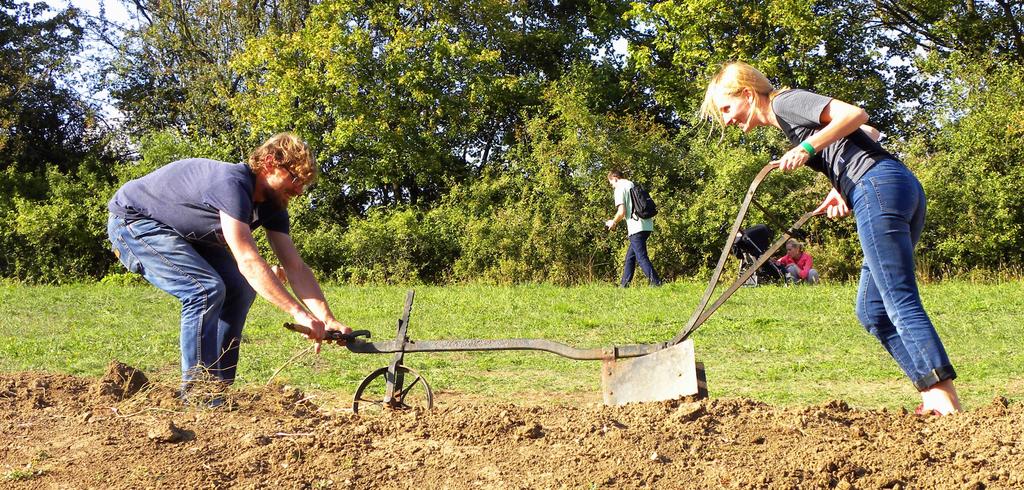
[904,55,1024,273]
[0,0,98,177]
[868,0,1024,63]
[624,0,917,134]
[229,0,636,221]
[105,0,317,151]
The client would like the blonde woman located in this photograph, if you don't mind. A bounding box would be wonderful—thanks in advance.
[700,61,960,415]
[107,133,351,404]
[777,239,819,285]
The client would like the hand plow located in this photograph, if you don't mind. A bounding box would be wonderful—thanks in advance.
[284,163,823,412]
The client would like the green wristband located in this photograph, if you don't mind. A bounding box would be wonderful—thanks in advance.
[800,141,815,156]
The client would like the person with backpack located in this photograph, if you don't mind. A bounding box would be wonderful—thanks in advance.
[604,170,662,287]
[700,61,960,415]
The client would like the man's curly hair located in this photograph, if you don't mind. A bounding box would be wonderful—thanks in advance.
[247,132,317,186]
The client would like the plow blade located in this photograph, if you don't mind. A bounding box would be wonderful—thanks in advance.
[601,339,706,406]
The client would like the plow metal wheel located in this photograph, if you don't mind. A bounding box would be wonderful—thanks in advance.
[352,365,434,414]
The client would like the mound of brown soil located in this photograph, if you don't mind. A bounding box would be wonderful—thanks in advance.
[94,360,149,401]
[1,370,1021,489]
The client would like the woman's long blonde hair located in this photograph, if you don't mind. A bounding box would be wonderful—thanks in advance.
[699,61,779,130]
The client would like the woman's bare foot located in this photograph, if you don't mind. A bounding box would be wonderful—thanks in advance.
[919,379,961,415]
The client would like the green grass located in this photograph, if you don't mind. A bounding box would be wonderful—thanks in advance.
[3,466,47,482]
[1,281,1021,410]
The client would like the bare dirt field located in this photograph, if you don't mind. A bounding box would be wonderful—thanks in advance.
[2,362,1022,489]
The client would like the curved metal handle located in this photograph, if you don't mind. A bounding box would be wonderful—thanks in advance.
[670,163,823,344]
[671,163,778,343]
[282,323,372,343]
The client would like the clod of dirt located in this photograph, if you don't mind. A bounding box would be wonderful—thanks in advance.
[515,422,543,440]
[146,419,188,443]
[94,360,149,401]
[240,432,272,447]
[672,401,705,422]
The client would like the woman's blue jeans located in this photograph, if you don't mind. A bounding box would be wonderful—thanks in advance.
[107,214,256,385]
[850,160,956,390]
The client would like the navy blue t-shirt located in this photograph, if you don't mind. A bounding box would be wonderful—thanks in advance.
[108,158,290,246]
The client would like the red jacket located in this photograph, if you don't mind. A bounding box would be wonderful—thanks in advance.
[778,252,813,280]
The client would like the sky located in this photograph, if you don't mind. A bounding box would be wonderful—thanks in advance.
[59,0,132,24]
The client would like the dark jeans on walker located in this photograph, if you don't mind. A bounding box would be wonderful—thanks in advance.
[621,231,661,287]
[107,214,256,386]
[850,160,956,391]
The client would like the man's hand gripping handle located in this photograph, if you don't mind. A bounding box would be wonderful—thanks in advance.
[282,323,371,345]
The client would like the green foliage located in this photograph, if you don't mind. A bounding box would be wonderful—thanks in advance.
[869,0,1024,64]
[228,0,634,219]
[447,171,615,285]
[107,0,315,149]
[286,222,349,281]
[0,1,121,283]
[115,130,239,183]
[441,72,678,284]
[0,163,117,283]
[3,465,47,482]
[296,206,460,284]
[0,128,240,283]
[231,0,489,207]
[98,272,147,286]
[2,0,1022,284]
[625,0,911,131]
[904,56,1024,274]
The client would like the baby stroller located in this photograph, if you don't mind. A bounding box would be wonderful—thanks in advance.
[732,224,786,287]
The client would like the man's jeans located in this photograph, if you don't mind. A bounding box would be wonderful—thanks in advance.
[621,231,661,287]
[107,214,256,385]
[850,160,956,391]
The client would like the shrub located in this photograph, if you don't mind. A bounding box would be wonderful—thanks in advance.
[903,57,1024,275]
[1,163,117,282]
[311,207,460,284]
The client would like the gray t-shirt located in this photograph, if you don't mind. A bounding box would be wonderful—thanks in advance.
[771,89,896,203]
[614,179,654,236]
[108,158,290,247]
